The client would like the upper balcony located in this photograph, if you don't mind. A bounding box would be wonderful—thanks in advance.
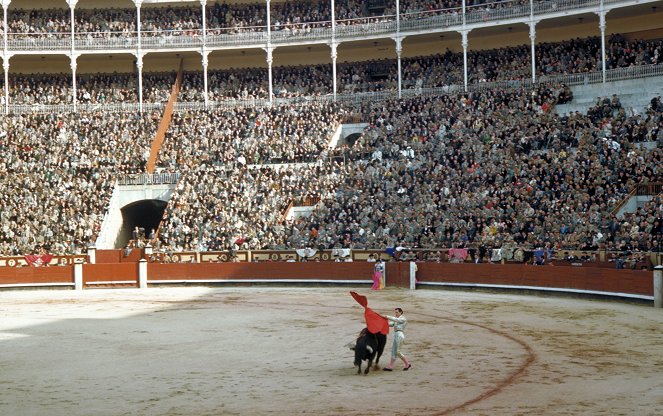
[2,0,659,55]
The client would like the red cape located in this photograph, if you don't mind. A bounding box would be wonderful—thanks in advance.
[350,291,389,335]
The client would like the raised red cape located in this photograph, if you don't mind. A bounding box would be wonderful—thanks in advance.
[349,291,389,335]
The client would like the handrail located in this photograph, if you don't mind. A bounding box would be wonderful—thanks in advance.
[611,182,663,216]
[282,200,294,221]
[146,59,183,173]
[636,182,663,196]
[610,186,638,217]
[117,172,182,186]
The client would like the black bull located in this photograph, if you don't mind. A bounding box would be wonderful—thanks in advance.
[353,328,387,374]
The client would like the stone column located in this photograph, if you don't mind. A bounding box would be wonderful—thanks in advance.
[135,0,142,50]
[529,21,537,83]
[136,52,144,112]
[2,57,8,114]
[330,42,337,100]
[200,0,207,45]
[331,0,335,35]
[68,0,78,111]
[395,37,402,99]
[461,30,469,92]
[70,55,78,112]
[598,8,607,83]
[266,0,271,40]
[266,47,274,103]
[68,0,77,51]
[396,0,400,33]
[202,50,209,107]
[2,1,8,54]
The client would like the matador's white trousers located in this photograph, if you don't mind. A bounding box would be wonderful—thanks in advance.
[391,331,405,359]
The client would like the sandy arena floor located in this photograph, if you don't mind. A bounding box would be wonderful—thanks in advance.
[0,286,662,416]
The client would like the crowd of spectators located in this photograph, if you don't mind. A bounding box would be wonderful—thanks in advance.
[606,195,662,269]
[6,72,177,106]
[157,163,347,252]
[0,85,660,259]
[152,87,661,256]
[156,102,345,169]
[3,34,661,106]
[0,111,158,256]
[295,90,661,253]
[0,11,661,262]
[2,1,536,39]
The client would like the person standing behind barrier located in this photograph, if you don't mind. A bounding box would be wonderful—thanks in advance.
[372,258,385,290]
[382,307,411,371]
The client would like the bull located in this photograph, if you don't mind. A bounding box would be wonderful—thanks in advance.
[353,327,386,375]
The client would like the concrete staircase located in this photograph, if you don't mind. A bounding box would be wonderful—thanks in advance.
[555,75,663,116]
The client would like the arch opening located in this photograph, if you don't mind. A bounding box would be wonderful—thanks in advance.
[118,199,167,248]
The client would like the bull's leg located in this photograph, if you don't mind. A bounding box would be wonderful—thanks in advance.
[373,351,383,370]
[356,363,362,375]
[364,360,372,375]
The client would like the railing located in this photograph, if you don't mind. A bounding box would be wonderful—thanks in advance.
[0,248,658,266]
[610,182,662,216]
[96,181,122,249]
[139,248,659,268]
[2,0,657,52]
[146,59,184,173]
[636,182,663,196]
[610,186,638,216]
[117,172,182,186]
[7,102,165,115]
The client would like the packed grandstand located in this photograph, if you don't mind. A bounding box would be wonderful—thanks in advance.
[0,0,661,269]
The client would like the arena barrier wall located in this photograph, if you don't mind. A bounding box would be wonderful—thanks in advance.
[0,261,654,301]
[414,263,653,300]
[147,262,374,284]
[83,263,139,288]
[0,266,74,288]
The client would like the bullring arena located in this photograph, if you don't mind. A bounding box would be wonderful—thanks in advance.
[1,261,663,416]
[2,0,663,414]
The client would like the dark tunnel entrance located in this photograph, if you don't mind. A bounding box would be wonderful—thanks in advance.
[345,132,362,147]
[118,199,167,248]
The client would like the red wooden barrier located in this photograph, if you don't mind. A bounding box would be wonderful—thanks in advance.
[0,266,73,286]
[0,261,654,300]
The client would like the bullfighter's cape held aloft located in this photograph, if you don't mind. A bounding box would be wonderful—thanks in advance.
[349,291,389,335]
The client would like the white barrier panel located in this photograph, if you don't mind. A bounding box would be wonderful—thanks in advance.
[87,246,96,264]
[74,263,83,291]
[409,262,418,291]
[654,266,663,308]
[139,260,148,289]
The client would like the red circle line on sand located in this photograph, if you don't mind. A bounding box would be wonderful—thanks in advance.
[236,298,536,416]
[414,311,537,416]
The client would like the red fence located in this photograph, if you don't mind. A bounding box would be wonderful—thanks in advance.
[0,261,654,301]
[0,266,74,287]
[415,263,652,297]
